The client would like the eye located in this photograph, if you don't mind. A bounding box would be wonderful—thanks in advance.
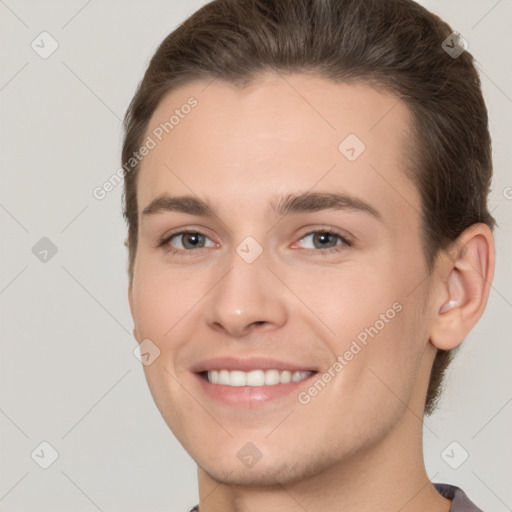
[158,230,217,254]
[157,227,352,257]
[294,229,352,254]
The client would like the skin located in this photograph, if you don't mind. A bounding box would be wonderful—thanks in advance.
[128,73,494,512]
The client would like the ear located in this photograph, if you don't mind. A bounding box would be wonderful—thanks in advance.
[128,282,140,343]
[430,223,495,351]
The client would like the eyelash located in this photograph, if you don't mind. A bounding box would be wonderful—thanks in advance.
[157,228,352,257]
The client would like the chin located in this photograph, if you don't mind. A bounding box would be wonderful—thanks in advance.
[199,460,306,487]
[195,443,345,488]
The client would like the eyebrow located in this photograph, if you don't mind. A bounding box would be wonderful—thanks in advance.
[141,191,383,222]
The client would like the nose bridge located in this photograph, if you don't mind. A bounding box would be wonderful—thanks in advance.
[204,237,287,336]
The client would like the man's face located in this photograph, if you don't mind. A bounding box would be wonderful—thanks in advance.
[129,74,438,485]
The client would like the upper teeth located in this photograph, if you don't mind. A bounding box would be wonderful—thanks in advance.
[207,369,312,386]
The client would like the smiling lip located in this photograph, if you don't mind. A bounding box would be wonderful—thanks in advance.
[191,357,318,408]
[190,356,318,373]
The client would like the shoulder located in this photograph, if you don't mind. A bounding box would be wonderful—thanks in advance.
[434,483,484,512]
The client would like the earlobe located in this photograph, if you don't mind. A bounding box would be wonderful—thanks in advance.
[430,224,495,351]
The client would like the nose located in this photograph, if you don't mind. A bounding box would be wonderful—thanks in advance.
[203,248,288,338]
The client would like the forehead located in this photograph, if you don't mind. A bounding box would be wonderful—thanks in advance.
[136,73,420,225]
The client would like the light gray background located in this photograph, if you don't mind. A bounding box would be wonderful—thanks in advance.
[0,1,510,511]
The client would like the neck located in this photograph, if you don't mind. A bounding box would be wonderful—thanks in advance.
[195,413,451,512]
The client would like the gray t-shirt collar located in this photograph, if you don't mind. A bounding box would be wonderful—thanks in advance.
[188,483,484,511]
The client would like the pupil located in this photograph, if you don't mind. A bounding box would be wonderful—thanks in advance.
[184,233,203,249]
[316,232,336,248]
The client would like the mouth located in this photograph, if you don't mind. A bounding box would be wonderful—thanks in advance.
[200,369,314,386]
[191,357,319,408]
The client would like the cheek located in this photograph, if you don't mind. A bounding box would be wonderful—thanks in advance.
[131,265,207,432]
[311,266,402,346]
[316,259,429,397]
[131,258,202,341]
[333,294,430,421]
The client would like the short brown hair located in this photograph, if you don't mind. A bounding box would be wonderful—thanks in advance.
[122,0,495,414]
